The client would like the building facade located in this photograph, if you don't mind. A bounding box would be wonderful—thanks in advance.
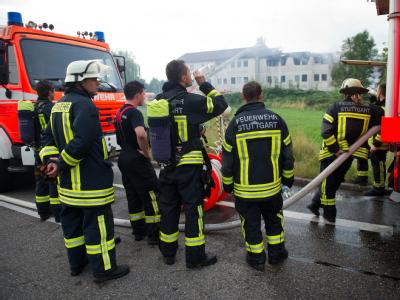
[179,44,337,92]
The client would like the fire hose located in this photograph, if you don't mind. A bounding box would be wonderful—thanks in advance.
[0,126,380,232]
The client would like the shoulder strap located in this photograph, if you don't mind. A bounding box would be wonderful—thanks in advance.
[115,105,135,144]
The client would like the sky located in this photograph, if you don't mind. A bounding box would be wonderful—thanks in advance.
[1,0,389,82]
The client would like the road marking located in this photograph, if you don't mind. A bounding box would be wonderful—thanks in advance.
[0,200,58,224]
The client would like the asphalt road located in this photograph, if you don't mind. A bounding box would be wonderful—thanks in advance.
[0,166,399,299]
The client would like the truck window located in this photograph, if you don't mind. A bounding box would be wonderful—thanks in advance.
[7,45,19,84]
[20,39,123,92]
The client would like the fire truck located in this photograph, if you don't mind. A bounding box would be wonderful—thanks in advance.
[0,12,125,192]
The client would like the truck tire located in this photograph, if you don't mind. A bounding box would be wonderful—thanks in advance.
[0,159,12,192]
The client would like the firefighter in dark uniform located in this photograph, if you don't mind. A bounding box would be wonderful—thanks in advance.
[221,81,294,271]
[364,83,389,196]
[307,78,382,222]
[114,81,160,244]
[156,60,228,268]
[40,60,129,282]
[34,80,61,222]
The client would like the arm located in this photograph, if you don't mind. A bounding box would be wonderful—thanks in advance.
[221,120,235,193]
[280,119,295,188]
[321,103,341,155]
[371,105,385,152]
[39,114,60,177]
[135,126,151,159]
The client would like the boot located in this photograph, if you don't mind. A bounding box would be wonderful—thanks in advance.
[307,202,320,217]
[147,235,159,246]
[322,206,337,223]
[39,211,52,222]
[163,256,175,265]
[268,247,288,265]
[364,187,385,196]
[186,254,217,269]
[246,252,266,271]
[352,176,368,186]
[70,259,88,276]
[93,265,130,283]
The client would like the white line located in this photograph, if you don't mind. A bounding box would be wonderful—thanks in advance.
[113,183,124,189]
[216,200,393,235]
[0,201,58,224]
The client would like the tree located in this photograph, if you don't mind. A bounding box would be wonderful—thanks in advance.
[331,30,378,88]
[378,47,388,84]
[146,78,165,94]
[112,49,141,82]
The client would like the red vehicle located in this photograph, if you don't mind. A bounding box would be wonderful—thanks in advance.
[0,12,125,192]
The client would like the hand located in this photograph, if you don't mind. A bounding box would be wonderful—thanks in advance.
[193,70,206,86]
[281,185,292,200]
[46,162,58,178]
[370,145,377,153]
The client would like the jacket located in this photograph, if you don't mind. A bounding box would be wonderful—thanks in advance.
[371,99,389,151]
[221,101,294,201]
[39,88,114,207]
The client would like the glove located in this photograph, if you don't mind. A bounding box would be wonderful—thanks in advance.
[281,185,292,200]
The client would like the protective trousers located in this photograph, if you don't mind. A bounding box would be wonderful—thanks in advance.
[370,150,387,189]
[235,196,285,264]
[61,204,116,274]
[311,156,353,218]
[118,152,160,239]
[159,165,206,264]
[356,157,369,181]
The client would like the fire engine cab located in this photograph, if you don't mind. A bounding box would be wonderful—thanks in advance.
[0,12,125,192]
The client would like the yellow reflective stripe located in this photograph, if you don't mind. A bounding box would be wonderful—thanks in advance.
[222,176,233,185]
[160,231,179,243]
[338,112,371,136]
[35,195,50,203]
[86,239,115,255]
[129,211,145,221]
[38,114,47,130]
[375,134,382,142]
[39,146,59,161]
[174,115,188,142]
[353,148,369,159]
[59,194,114,206]
[145,215,161,223]
[338,140,349,150]
[177,150,203,166]
[50,197,61,205]
[234,179,281,191]
[236,130,280,140]
[102,138,108,160]
[245,241,265,253]
[58,187,114,198]
[283,134,292,146]
[277,212,285,228]
[197,205,204,237]
[149,190,159,215]
[282,169,294,178]
[357,170,369,177]
[320,193,336,205]
[185,235,205,247]
[222,140,232,152]
[206,96,214,113]
[60,149,81,166]
[373,161,385,188]
[206,89,221,97]
[323,113,334,123]
[324,135,336,146]
[64,235,85,248]
[237,139,249,185]
[98,215,112,271]
[266,232,284,245]
[234,184,281,198]
[239,215,246,240]
[319,149,334,160]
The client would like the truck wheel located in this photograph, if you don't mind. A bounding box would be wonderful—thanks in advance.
[0,159,12,193]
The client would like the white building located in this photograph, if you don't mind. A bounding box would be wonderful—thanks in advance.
[179,43,337,92]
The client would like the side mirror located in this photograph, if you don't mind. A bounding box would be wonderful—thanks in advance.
[113,55,126,83]
[0,40,9,85]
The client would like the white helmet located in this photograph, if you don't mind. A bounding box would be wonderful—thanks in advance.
[339,78,369,95]
[64,60,111,83]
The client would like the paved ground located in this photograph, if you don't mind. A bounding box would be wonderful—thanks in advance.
[0,166,399,299]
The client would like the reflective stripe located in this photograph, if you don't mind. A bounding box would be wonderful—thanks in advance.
[319,149,334,160]
[282,169,294,178]
[50,197,61,205]
[323,113,334,123]
[160,231,179,243]
[353,147,369,159]
[245,241,265,253]
[239,215,246,239]
[98,215,112,271]
[207,89,221,97]
[197,205,204,237]
[59,194,114,206]
[145,215,161,223]
[39,146,59,161]
[222,176,233,185]
[38,114,47,130]
[324,135,336,146]
[58,187,114,198]
[266,232,284,245]
[357,170,369,177]
[283,135,292,146]
[149,190,159,216]
[277,212,284,227]
[235,179,281,191]
[61,149,81,166]
[373,161,385,188]
[338,140,349,151]
[177,150,203,166]
[64,235,85,248]
[174,115,188,142]
[234,180,281,199]
[222,140,232,152]
[102,138,108,160]
[206,96,214,113]
[129,211,145,221]
[185,235,205,247]
[35,195,50,203]
[86,239,115,254]
[234,184,281,198]
[320,196,336,206]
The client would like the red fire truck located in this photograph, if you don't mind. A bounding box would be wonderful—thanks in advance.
[0,12,125,192]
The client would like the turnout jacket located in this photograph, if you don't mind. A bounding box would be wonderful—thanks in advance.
[221,101,294,201]
[155,81,228,166]
[34,98,54,145]
[319,97,382,161]
[371,99,388,150]
[39,88,114,207]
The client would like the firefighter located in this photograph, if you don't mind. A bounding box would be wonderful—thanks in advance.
[364,83,389,196]
[33,80,61,222]
[40,60,129,282]
[114,81,160,244]
[156,59,228,268]
[352,157,369,186]
[221,81,294,271]
[307,78,382,222]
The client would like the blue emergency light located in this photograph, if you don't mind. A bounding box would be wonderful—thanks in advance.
[8,12,23,26]
[95,31,105,42]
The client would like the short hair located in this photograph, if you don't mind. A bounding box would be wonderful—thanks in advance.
[242,81,262,101]
[378,83,386,97]
[124,81,145,100]
[166,59,187,82]
[36,80,54,99]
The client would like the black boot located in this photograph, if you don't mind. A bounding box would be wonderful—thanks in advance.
[70,259,88,276]
[268,245,288,265]
[246,252,266,271]
[93,265,130,283]
[39,211,52,222]
[163,256,175,265]
[322,206,337,223]
[307,202,320,217]
[363,187,385,196]
[147,235,159,246]
[186,254,217,269]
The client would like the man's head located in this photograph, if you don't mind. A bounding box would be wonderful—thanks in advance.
[339,78,368,104]
[242,81,262,103]
[376,83,386,100]
[166,59,192,87]
[36,80,54,100]
[124,81,145,106]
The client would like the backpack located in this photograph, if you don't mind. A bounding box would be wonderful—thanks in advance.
[17,100,37,146]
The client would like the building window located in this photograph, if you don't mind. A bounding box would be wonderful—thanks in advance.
[244,77,249,83]
[314,74,320,81]
[295,75,300,82]
[281,75,286,83]
[231,77,236,84]
[301,74,308,82]
[223,78,227,84]
[321,74,327,81]
[267,76,272,84]
[243,60,248,67]
[231,62,235,68]
[237,61,241,68]
[217,78,222,84]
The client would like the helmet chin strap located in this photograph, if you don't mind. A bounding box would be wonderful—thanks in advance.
[78,81,96,98]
